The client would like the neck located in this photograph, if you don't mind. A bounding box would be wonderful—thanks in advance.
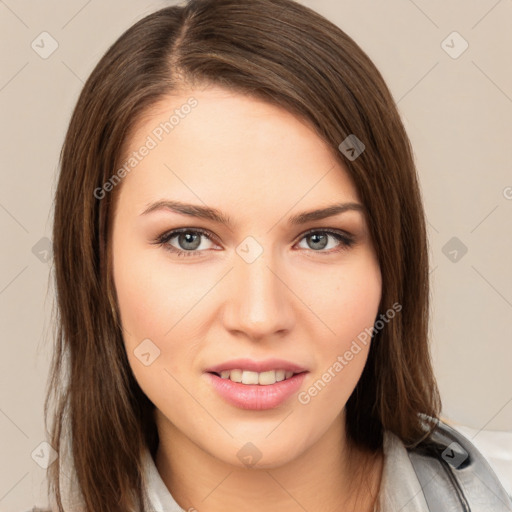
[154,411,383,512]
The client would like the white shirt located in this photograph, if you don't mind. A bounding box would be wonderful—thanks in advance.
[140,429,430,512]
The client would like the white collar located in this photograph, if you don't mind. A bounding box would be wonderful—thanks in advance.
[141,448,186,512]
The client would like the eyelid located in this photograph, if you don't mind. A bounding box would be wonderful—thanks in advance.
[296,227,354,242]
[154,226,356,257]
[155,227,220,248]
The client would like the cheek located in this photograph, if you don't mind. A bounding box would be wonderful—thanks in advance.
[112,233,200,342]
[111,227,181,393]
[112,248,192,412]
[112,234,211,393]
[297,253,381,346]
[335,273,381,347]
[296,255,381,401]
[114,259,168,340]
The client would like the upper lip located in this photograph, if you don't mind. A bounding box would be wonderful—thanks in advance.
[205,358,308,374]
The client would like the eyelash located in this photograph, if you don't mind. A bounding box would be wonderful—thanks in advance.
[154,227,356,258]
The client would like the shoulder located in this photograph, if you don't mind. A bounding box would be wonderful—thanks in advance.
[404,416,512,512]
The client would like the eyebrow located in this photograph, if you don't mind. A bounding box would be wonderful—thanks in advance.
[140,200,365,227]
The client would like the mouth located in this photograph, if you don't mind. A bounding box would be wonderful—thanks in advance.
[205,370,309,410]
[208,369,306,386]
[204,358,309,387]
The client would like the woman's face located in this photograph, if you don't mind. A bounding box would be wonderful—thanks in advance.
[111,85,381,468]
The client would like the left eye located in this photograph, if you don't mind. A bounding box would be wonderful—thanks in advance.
[155,228,355,257]
[297,230,354,252]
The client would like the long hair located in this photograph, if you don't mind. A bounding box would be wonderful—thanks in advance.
[46,0,442,510]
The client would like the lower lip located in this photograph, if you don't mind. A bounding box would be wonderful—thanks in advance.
[205,372,308,410]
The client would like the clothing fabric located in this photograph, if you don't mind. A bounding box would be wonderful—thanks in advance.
[141,429,430,512]
[450,423,512,498]
[31,422,512,511]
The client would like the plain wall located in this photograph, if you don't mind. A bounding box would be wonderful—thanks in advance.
[1,0,511,510]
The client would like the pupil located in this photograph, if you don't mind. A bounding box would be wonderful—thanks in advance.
[180,232,200,250]
[309,233,327,250]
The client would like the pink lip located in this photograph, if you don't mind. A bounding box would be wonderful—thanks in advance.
[204,358,307,374]
[205,371,308,410]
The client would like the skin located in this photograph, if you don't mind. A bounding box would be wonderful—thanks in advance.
[111,85,383,512]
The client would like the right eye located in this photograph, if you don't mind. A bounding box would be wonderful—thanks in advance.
[156,228,220,257]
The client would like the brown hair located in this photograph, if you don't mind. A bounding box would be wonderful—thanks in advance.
[46,0,442,510]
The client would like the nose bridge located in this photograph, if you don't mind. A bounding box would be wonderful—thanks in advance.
[223,243,294,338]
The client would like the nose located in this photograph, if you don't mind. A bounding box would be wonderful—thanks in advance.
[221,249,295,341]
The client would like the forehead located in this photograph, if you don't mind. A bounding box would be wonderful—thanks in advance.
[115,86,361,216]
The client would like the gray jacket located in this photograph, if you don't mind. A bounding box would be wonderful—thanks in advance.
[406,417,512,511]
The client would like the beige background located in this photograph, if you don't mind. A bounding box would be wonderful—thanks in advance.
[1,0,511,510]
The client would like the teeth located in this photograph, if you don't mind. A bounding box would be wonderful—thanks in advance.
[217,369,297,385]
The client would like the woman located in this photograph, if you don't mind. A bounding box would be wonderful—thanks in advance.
[43,0,512,511]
